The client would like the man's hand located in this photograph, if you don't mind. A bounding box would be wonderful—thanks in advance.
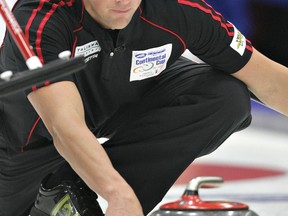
[105,187,144,216]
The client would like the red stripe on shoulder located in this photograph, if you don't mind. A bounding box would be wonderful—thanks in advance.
[25,0,48,42]
[35,1,67,63]
[178,0,234,37]
[24,0,74,64]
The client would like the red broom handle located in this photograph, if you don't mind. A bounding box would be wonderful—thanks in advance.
[0,0,42,69]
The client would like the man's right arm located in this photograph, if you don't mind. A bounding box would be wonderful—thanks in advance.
[27,81,144,216]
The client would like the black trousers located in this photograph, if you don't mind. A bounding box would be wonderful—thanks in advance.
[0,60,252,216]
[103,62,252,214]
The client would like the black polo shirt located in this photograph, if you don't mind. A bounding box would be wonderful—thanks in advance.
[0,0,252,155]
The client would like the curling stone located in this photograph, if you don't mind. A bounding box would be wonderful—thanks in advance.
[150,176,259,216]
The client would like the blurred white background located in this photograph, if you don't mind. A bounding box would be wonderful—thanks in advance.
[0,0,16,44]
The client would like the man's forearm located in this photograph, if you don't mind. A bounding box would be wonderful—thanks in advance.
[52,123,135,203]
[27,81,137,203]
[233,48,288,116]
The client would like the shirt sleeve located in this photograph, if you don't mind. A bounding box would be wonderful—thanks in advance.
[179,0,253,73]
[2,2,77,94]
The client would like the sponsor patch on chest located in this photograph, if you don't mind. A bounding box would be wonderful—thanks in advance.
[230,25,246,56]
[74,40,101,62]
[130,44,173,81]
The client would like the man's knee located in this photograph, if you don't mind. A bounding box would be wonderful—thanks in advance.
[219,74,252,130]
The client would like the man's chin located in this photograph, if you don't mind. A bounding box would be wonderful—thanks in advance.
[107,17,133,30]
[110,23,129,30]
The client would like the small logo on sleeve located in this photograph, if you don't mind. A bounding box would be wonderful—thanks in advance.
[230,25,246,56]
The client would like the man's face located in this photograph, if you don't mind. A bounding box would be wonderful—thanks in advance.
[84,0,142,29]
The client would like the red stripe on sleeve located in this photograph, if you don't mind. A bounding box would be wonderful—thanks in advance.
[178,0,234,37]
[35,1,66,63]
[25,0,48,41]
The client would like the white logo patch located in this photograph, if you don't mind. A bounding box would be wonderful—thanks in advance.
[130,44,172,81]
[74,40,101,62]
[230,25,246,56]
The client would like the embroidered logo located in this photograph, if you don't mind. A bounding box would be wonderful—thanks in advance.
[230,25,246,56]
[74,40,101,63]
[130,44,173,81]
